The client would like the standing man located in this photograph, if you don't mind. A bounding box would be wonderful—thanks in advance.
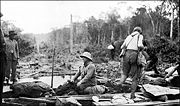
[117,27,144,99]
[0,12,6,105]
[5,30,19,84]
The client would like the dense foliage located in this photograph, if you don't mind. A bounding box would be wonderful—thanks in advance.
[148,36,180,63]
[1,1,179,63]
[15,33,35,57]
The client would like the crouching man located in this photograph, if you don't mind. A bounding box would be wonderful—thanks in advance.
[70,52,97,94]
[69,52,107,94]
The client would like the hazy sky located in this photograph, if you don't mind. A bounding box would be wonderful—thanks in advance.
[1,1,161,34]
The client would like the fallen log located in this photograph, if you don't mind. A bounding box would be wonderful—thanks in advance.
[19,97,55,103]
[2,102,23,106]
[93,99,180,106]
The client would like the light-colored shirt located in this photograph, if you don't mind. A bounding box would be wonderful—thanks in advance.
[5,38,19,61]
[121,31,144,50]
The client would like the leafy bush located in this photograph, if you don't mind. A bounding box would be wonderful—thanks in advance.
[149,35,179,63]
[15,34,35,58]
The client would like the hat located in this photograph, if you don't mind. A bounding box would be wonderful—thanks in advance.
[80,52,92,61]
[107,45,114,50]
[133,27,142,33]
[9,31,17,36]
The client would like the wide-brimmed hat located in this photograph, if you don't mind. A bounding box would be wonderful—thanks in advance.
[107,44,114,50]
[133,27,142,33]
[80,52,92,61]
[9,31,17,36]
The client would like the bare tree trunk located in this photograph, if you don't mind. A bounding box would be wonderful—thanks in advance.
[128,23,130,35]
[170,7,174,40]
[158,0,166,36]
[70,14,73,53]
[98,30,100,45]
[56,31,60,49]
[103,34,106,46]
[111,30,114,43]
[178,7,180,42]
[61,31,64,45]
[147,9,155,36]
[155,21,158,35]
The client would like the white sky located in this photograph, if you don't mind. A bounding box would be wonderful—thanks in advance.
[1,1,161,34]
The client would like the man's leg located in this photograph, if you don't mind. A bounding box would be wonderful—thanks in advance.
[5,61,11,84]
[116,56,130,85]
[128,51,138,99]
[131,73,138,99]
[111,49,115,60]
[11,60,17,84]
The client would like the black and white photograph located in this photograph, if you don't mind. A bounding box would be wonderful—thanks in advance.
[0,0,179,106]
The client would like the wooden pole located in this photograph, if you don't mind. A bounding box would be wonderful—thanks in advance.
[178,7,180,42]
[70,14,73,53]
[170,0,174,40]
[51,38,56,88]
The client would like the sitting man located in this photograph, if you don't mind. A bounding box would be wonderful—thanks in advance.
[71,52,104,94]
[56,52,106,96]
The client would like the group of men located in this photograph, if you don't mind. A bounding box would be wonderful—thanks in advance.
[1,12,19,104]
[107,27,180,97]
[74,26,180,99]
[64,27,147,98]
[0,11,150,100]
[1,12,179,103]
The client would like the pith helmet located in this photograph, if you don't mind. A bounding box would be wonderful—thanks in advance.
[80,52,93,61]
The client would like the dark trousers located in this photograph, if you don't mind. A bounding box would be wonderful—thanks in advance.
[0,52,6,105]
[122,49,141,98]
[123,50,139,79]
[5,60,17,81]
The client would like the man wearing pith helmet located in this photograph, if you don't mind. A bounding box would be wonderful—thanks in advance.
[5,30,19,84]
[71,52,97,94]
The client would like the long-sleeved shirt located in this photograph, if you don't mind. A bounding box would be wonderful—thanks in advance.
[0,28,6,53]
[5,38,19,61]
[121,31,144,50]
[73,61,96,86]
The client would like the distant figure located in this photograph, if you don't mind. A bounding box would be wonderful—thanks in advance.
[117,26,144,99]
[5,31,19,84]
[107,40,124,60]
